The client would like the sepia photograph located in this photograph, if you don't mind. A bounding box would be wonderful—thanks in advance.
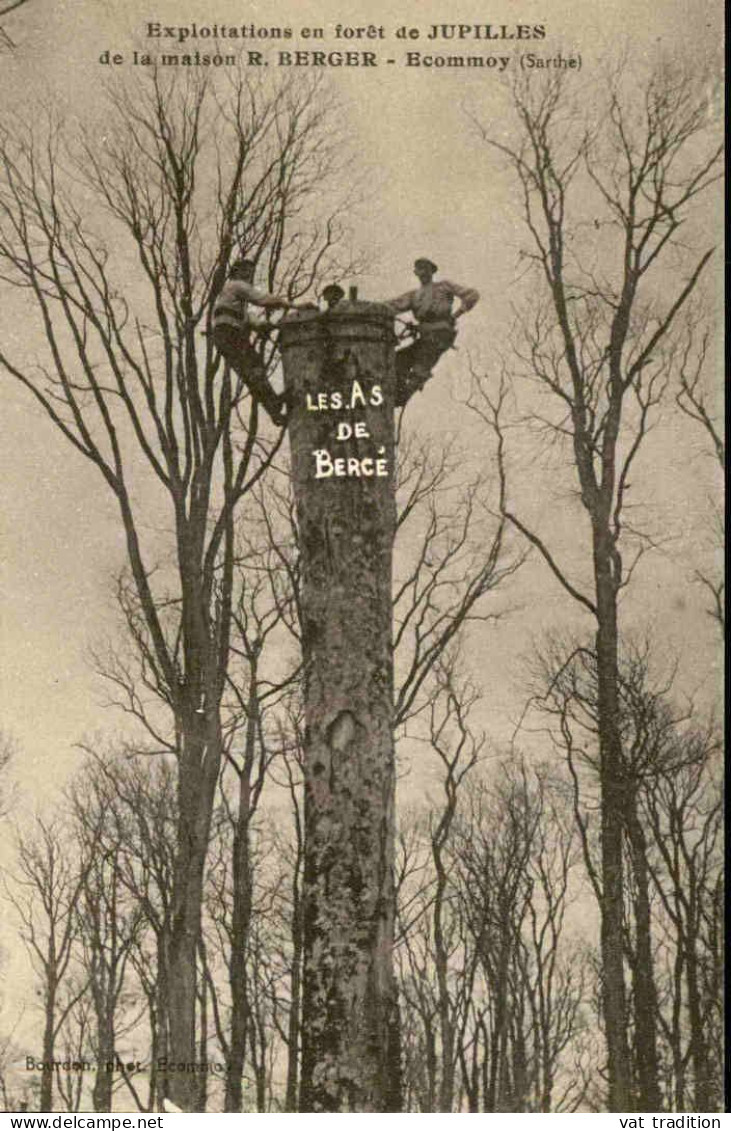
[0,0,724,1117]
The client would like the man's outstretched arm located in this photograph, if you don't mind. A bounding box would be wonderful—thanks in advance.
[227,279,292,310]
[385,289,416,314]
[443,280,480,317]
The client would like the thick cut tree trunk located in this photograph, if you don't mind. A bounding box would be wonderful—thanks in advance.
[281,302,401,1112]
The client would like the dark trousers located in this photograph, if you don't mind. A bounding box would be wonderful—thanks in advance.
[212,324,284,423]
[394,327,456,407]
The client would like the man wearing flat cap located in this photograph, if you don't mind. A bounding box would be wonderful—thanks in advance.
[212,257,307,425]
[386,258,479,407]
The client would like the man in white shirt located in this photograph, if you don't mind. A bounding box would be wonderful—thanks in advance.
[386,258,480,407]
[212,258,302,425]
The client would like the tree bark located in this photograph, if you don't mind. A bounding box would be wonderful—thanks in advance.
[281,302,401,1112]
[40,975,57,1112]
[167,721,221,1110]
[624,796,662,1111]
[92,1016,114,1112]
[284,865,304,1112]
[593,531,633,1111]
[224,690,257,1113]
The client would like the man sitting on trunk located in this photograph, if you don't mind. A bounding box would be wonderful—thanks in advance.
[386,258,480,407]
[212,257,302,425]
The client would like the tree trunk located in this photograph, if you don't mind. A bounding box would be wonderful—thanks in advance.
[224,710,256,1113]
[40,976,56,1111]
[625,797,662,1111]
[685,931,712,1111]
[434,849,454,1110]
[284,873,304,1112]
[92,1015,115,1112]
[167,723,221,1111]
[196,968,209,1113]
[593,533,632,1111]
[167,869,201,1110]
[152,933,170,1112]
[281,301,401,1112]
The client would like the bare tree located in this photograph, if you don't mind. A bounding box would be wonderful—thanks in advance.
[641,722,723,1109]
[395,657,482,1112]
[260,702,306,1112]
[0,975,34,1112]
[4,818,92,1111]
[396,745,587,1114]
[0,66,355,1109]
[69,771,145,1112]
[73,750,178,1112]
[53,994,94,1114]
[674,322,724,633]
[217,507,301,1111]
[100,484,303,1112]
[452,759,585,1112]
[202,806,287,1111]
[528,637,723,1110]
[471,58,721,1110]
[393,433,522,729]
[423,660,481,1112]
[675,323,724,470]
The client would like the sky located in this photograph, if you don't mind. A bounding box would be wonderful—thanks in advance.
[0,0,724,1092]
[0,0,723,802]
